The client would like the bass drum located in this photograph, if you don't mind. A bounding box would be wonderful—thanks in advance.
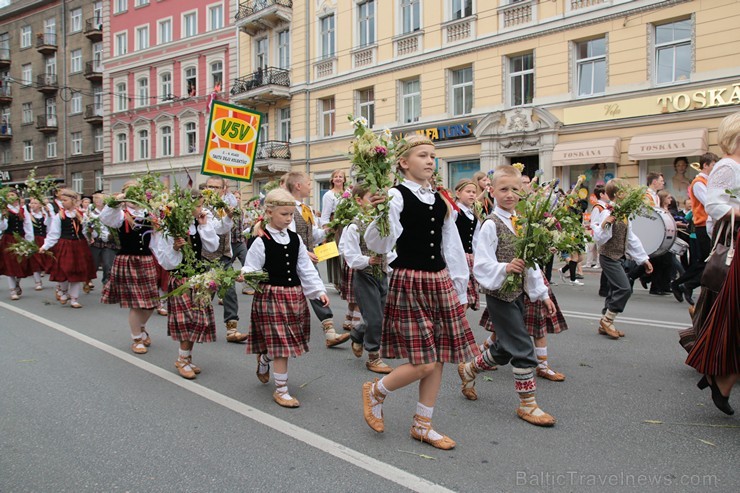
[631,207,677,257]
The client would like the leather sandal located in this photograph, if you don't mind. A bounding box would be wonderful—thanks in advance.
[536,365,566,382]
[273,389,300,408]
[256,354,270,384]
[175,358,196,379]
[140,330,151,347]
[186,356,201,374]
[458,362,478,401]
[410,415,456,450]
[131,338,148,354]
[598,319,621,339]
[516,405,556,427]
[362,379,385,433]
[366,357,392,374]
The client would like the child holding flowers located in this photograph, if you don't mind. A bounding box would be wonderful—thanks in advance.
[27,197,54,291]
[239,188,331,408]
[452,178,482,311]
[0,188,34,300]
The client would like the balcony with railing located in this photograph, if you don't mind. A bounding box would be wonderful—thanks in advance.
[85,61,103,81]
[235,0,293,36]
[254,140,291,173]
[443,15,476,45]
[36,115,58,133]
[569,0,609,11]
[85,18,103,41]
[230,66,290,104]
[37,73,58,93]
[394,31,424,58]
[0,84,11,104]
[36,33,58,54]
[0,122,11,141]
[499,0,536,30]
[0,47,10,68]
[85,103,103,124]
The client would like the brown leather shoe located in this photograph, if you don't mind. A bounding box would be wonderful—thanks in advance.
[366,356,393,374]
[325,332,351,348]
[225,320,248,343]
[131,338,148,354]
[175,358,196,379]
[362,379,385,433]
[351,342,363,358]
[256,354,269,384]
[517,405,556,427]
[458,362,478,401]
[598,319,621,339]
[273,389,300,408]
[536,366,566,382]
[140,331,151,347]
[410,415,456,450]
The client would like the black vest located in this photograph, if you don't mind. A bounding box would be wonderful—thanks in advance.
[390,184,446,272]
[117,218,152,256]
[60,215,84,240]
[262,230,301,287]
[172,225,205,277]
[455,209,477,254]
[7,210,25,235]
[31,214,47,237]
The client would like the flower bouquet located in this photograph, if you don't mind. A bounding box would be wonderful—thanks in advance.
[24,169,57,202]
[6,233,52,261]
[201,188,230,218]
[104,172,166,208]
[550,175,591,252]
[348,115,398,237]
[167,266,267,309]
[325,190,360,242]
[0,185,17,213]
[241,196,264,239]
[606,183,652,227]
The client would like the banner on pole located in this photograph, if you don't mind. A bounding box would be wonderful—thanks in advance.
[201,101,263,183]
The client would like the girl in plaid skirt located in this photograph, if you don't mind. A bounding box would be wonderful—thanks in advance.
[361,135,479,450]
[152,197,220,380]
[0,189,34,300]
[28,197,54,291]
[453,179,481,311]
[239,189,329,408]
[100,182,160,355]
[39,189,96,309]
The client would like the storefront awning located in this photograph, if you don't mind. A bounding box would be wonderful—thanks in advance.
[628,128,707,160]
[552,137,621,166]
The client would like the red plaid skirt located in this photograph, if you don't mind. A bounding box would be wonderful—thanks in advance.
[101,254,159,309]
[47,238,96,283]
[0,233,32,278]
[340,261,355,304]
[28,236,53,273]
[465,253,480,311]
[480,283,568,339]
[382,268,479,364]
[153,257,170,293]
[166,277,216,343]
[247,284,311,358]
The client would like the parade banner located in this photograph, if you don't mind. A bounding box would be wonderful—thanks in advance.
[201,101,263,183]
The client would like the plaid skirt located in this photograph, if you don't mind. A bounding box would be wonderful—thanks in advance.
[29,236,53,273]
[166,277,216,343]
[153,257,170,293]
[465,253,480,311]
[479,283,568,339]
[0,233,32,278]
[47,238,96,283]
[339,261,355,304]
[247,284,311,358]
[382,268,479,364]
[101,254,159,309]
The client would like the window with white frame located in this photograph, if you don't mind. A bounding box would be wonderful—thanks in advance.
[116,82,128,111]
[21,26,31,48]
[655,19,691,85]
[21,64,32,86]
[136,25,149,50]
[259,113,269,144]
[71,132,82,155]
[208,4,223,31]
[509,52,534,106]
[320,97,335,137]
[320,14,335,59]
[575,37,606,97]
[451,66,473,116]
[115,32,128,56]
[358,88,375,127]
[158,19,172,44]
[184,122,197,153]
[278,30,290,69]
[70,49,82,73]
[137,129,149,159]
[255,38,268,70]
[211,61,223,89]
[70,8,82,32]
[401,78,421,123]
[452,0,473,20]
[45,54,56,76]
[72,173,83,193]
[46,135,57,158]
[0,145,9,165]
[184,67,196,96]
[183,12,197,38]
[160,125,172,156]
[93,1,103,24]
[95,170,103,191]
[160,72,172,100]
[135,0,149,7]
[70,91,82,114]
[358,1,375,47]
[45,98,57,122]
[94,127,103,152]
[116,133,128,162]
[92,42,103,69]
[23,140,33,161]
[401,0,421,34]
[22,102,32,124]
[136,77,149,108]
[93,85,103,113]
[279,107,291,141]
[115,0,127,15]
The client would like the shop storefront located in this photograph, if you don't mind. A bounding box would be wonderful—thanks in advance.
[552,137,621,192]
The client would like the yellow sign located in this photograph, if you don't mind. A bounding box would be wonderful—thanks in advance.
[201,101,263,182]
[314,241,340,262]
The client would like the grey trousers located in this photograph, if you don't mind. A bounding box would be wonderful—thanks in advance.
[220,241,248,323]
[90,246,117,286]
[350,270,388,353]
[600,254,632,314]
[482,295,538,370]
[309,260,333,322]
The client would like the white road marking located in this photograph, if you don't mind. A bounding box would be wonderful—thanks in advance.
[0,302,454,493]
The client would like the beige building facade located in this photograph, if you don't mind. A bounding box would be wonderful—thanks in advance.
[232,0,740,208]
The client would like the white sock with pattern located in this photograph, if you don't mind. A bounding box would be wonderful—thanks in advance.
[414,403,443,441]
[368,378,391,420]
[274,372,293,400]
[258,354,272,374]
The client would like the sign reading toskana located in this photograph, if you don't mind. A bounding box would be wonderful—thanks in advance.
[658,83,740,113]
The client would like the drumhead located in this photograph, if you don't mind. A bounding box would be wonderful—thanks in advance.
[631,208,676,256]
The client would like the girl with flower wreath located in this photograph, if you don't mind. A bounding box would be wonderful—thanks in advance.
[0,188,34,300]
[452,178,482,311]
[27,197,54,291]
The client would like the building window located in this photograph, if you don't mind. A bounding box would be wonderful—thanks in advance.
[160,72,172,100]
[255,37,268,70]
[158,19,172,44]
[655,19,691,85]
[21,64,32,86]
[160,125,172,156]
[116,82,128,111]
[320,14,335,59]
[211,61,223,89]
[184,67,196,96]
[115,32,128,56]
[93,2,103,24]
[45,54,56,76]
[93,42,103,68]
[138,129,149,159]
[358,1,375,47]
[279,107,291,141]
[22,103,32,124]
[70,8,82,32]
[94,127,103,152]
[70,49,82,73]
[509,52,534,107]
[116,133,128,162]
[451,66,473,116]
[452,0,473,20]
[21,26,31,48]
[259,113,269,143]
[94,170,103,191]
[70,92,82,114]
[575,37,606,97]
[23,140,33,161]
[136,77,149,108]
[208,4,223,31]
[401,78,421,123]
[358,88,375,127]
[277,30,290,69]
[320,98,335,137]
[135,0,149,7]
[448,159,480,185]
[72,173,83,193]
[46,135,57,158]
[45,97,57,123]
[184,122,197,153]
[401,0,421,34]
[71,132,82,155]
[136,25,149,50]
[114,0,128,15]
[183,12,197,38]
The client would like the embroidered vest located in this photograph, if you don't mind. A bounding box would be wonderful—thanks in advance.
[262,230,301,287]
[599,219,628,261]
[455,209,477,254]
[390,185,446,272]
[293,207,314,252]
[117,215,152,256]
[481,214,522,302]
[351,218,388,275]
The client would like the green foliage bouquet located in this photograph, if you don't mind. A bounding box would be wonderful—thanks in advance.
[325,190,360,242]
[24,169,57,202]
[5,233,44,260]
[608,183,652,226]
[167,267,267,309]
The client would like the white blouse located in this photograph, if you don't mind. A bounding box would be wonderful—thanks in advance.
[0,204,34,242]
[150,221,220,271]
[705,157,740,235]
[41,209,86,251]
[338,222,396,273]
[591,209,649,265]
[320,190,341,225]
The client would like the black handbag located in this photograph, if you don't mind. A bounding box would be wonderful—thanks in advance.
[701,213,735,293]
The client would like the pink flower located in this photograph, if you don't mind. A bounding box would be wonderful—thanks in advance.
[341,190,351,199]
[145,191,153,200]
[555,221,562,231]
[374,146,387,157]
[208,281,218,291]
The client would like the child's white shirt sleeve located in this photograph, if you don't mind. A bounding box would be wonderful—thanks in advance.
[364,187,403,254]
[473,219,507,292]
[99,205,124,229]
[442,212,469,305]
[41,214,62,251]
[339,223,370,271]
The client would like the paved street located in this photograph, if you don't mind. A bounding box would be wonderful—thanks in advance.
[2,267,738,492]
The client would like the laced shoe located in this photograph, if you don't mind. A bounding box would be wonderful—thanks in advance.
[175,358,196,379]
[410,415,456,450]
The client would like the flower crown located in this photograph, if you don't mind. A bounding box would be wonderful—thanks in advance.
[396,137,435,157]
[265,199,295,207]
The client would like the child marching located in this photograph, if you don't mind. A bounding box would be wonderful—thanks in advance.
[0,189,34,299]
[27,197,53,291]
[453,178,482,311]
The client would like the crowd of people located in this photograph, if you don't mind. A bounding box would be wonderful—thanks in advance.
[2,112,739,449]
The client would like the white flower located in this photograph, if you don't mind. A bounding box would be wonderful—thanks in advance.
[382,128,392,139]
[353,116,369,127]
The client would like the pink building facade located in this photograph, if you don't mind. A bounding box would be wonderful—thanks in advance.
[103,0,235,191]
